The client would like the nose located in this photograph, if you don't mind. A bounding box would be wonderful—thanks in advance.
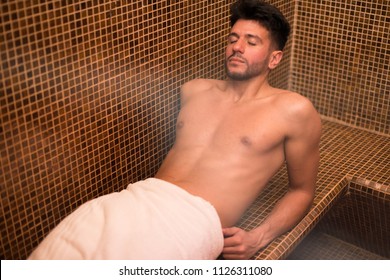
[232,39,245,53]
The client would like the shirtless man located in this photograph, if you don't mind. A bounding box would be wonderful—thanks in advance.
[155,0,322,259]
[28,0,321,260]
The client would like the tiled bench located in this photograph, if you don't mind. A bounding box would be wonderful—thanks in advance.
[236,119,389,259]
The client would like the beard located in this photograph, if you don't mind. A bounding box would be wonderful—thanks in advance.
[225,55,268,81]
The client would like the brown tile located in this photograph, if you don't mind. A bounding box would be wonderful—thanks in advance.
[0,0,388,260]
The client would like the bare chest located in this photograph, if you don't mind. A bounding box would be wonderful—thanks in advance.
[176,100,285,153]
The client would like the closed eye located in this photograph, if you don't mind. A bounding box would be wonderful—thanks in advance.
[228,33,239,44]
[228,37,238,44]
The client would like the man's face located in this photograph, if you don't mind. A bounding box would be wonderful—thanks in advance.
[225,19,275,81]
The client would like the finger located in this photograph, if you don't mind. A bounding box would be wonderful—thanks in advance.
[223,235,240,247]
[223,234,245,248]
[223,232,242,247]
[222,245,243,254]
[221,253,236,260]
[222,227,240,237]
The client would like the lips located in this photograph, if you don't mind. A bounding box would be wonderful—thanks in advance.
[228,56,246,64]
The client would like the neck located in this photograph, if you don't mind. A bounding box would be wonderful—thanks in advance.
[226,74,272,102]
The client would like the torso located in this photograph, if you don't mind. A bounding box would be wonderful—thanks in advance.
[155,79,306,227]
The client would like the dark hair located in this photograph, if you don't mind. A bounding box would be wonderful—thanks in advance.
[230,0,291,50]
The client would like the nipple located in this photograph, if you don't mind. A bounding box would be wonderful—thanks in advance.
[240,136,252,146]
[177,121,184,129]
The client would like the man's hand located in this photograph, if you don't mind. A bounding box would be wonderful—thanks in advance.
[222,227,264,260]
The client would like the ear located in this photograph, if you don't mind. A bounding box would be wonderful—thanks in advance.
[268,50,283,70]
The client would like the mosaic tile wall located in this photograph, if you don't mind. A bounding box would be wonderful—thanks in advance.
[0,0,292,260]
[292,0,389,135]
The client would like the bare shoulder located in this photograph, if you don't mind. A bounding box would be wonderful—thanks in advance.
[275,90,319,121]
[276,90,322,138]
[181,78,221,95]
[180,79,224,105]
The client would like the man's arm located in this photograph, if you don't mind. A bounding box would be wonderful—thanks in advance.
[222,98,322,260]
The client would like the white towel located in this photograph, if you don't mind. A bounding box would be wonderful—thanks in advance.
[28,178,224,259]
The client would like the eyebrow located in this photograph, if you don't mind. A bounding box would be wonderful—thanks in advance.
[228,32,263,43]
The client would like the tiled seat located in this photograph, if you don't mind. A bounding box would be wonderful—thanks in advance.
[237,119,389,259]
